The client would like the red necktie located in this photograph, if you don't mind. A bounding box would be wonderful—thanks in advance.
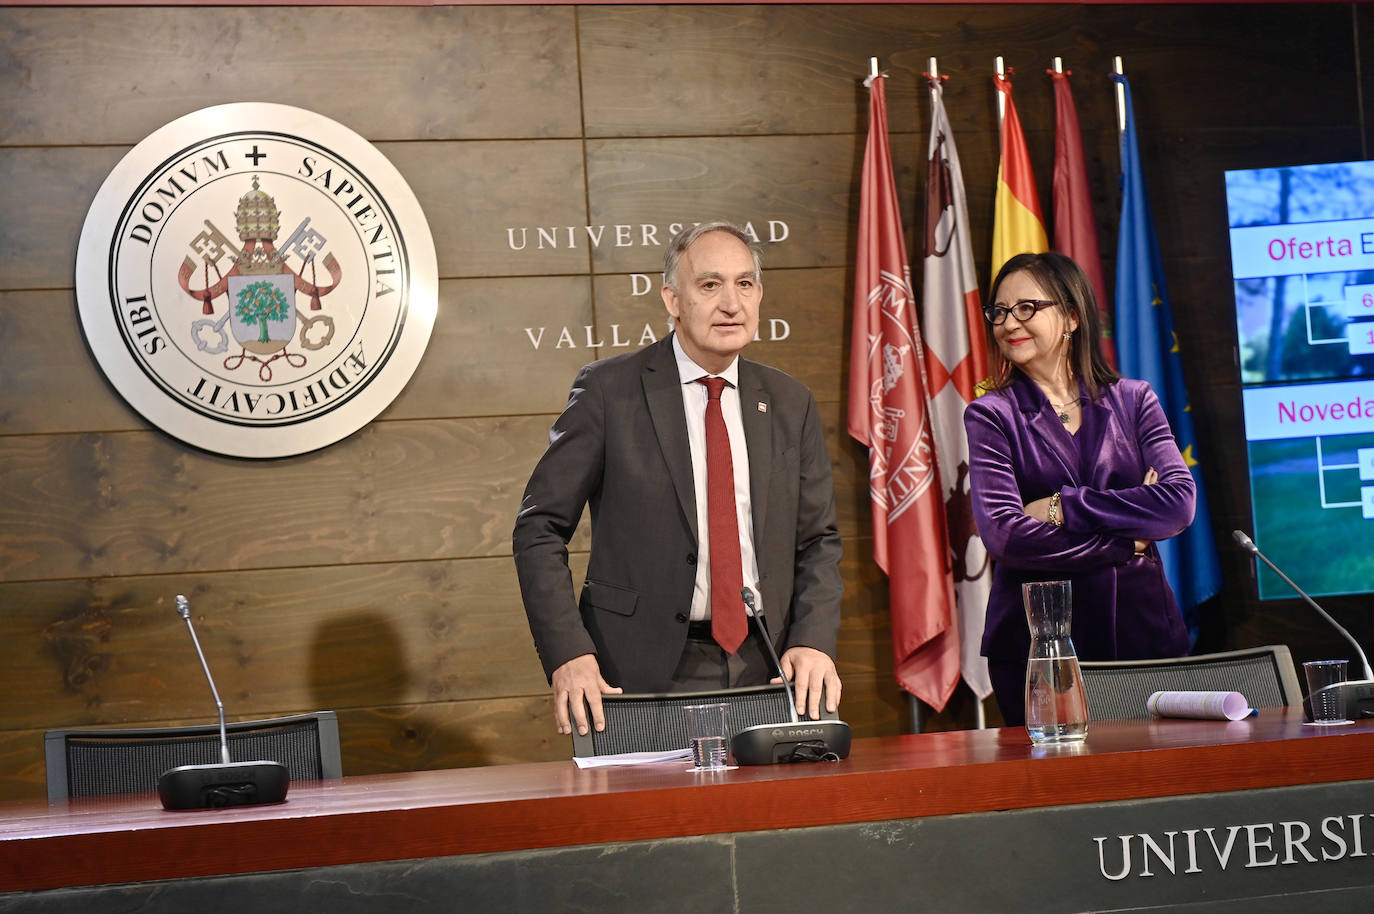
[698,377,746,655]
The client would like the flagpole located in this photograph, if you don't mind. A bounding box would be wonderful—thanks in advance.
[1113,56,1127,135]
[995,56,1006,129]
[928,56,941,121]
[925,51,948,733]
[928,56,942,116]
[1052,56,1063,74]
[870,56,879,81]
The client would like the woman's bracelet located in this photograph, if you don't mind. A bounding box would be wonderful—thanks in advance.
[1047,491,1064,527]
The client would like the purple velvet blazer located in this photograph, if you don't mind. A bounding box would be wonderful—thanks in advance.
[963,375,1195,664]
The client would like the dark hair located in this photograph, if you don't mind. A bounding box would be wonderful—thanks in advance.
[982,251,1119,399]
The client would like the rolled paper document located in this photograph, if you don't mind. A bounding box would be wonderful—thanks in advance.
[1146,690,1256,721]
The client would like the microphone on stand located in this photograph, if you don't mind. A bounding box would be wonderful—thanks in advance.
[1232,531,1374,719]
[156,594,290,810]
[729,586,852,764]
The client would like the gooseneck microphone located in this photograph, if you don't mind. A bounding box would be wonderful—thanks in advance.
[177,595,232,765]
[743,588,799,725]
[1232,531,1374,680]
[156,594,290,810]
[728,586,852,764]
[1233,531,1374,720]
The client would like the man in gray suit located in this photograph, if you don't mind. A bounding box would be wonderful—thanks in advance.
[513,222,843,737]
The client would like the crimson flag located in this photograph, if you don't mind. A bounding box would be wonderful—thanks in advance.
[847,73,960,711]
[1050,68,1116,368]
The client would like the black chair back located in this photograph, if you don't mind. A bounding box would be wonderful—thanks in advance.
[44,711,342,802]
[571,684,830,757]
[1079,646,1302,721]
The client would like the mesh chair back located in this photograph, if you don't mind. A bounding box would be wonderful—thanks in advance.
[45,711,342,802]
[572,684,822,756]
[1080,646,1302,721]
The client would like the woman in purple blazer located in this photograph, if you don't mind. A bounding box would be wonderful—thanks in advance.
[964,252,1196,725]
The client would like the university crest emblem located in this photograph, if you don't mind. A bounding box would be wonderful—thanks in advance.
[75,103,437,457]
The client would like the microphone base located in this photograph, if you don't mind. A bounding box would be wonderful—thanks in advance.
[1303,680,1374,722]
[731,719,852,765]
[157,760,290,810]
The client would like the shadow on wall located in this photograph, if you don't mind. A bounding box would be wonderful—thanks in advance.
[308,612,489,775]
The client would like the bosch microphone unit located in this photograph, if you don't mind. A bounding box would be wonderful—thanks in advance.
[157,594,289,810]
[1232,531,1374,720]
[729,587,852,764]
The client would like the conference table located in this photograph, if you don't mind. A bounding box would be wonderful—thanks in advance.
[3,709,1373,912]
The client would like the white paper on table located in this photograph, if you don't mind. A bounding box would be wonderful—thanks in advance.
[1146,690,1256,721]
[572,748,693,769]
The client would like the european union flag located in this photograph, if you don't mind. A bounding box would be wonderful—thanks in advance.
[1113,74,1222,641]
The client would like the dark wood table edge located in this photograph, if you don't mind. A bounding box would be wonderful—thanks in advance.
[4,711,1371,893]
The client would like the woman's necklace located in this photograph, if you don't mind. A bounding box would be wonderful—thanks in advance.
[1050,397,1079,424]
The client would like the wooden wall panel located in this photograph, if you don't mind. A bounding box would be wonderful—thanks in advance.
[740,268,852,403]
[0,7,583,146]
[818,401,867,541]
[386,276,597,419]
[0,417,548,581]
[0,290,142,435]
[331,698,569,774]
[0,556,555,731]
[381,140,593,279]
[577,4,1355,142]
[0,147,126,290]
[0,730,45,803]
[1084,5,1356,132]
[585,135,915,274]
[2,2,1372,805]
[579,4,932,137]
[836,545,894,676]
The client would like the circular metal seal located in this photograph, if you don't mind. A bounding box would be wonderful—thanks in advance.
[76,103,437,458]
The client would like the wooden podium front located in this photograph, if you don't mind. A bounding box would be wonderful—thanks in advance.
[4,710,1374,912]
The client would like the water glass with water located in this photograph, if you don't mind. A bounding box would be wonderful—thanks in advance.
[683,702,730,770]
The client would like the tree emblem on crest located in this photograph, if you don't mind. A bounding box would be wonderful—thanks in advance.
[235,280,292,344]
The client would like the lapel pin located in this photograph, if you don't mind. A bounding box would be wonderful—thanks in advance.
[757,402,767,413]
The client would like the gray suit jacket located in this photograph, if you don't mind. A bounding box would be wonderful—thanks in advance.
[512,334,843,692]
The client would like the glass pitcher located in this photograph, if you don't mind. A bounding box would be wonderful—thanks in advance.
[1023,580,1089,743]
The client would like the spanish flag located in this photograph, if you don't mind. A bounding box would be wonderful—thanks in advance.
[990,70,1047,284]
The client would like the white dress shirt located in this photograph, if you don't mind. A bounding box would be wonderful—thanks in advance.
[672,334,763,622]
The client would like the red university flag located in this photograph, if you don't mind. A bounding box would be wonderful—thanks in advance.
[847,73,960,711]
[1050,68,1116,368]
[920,73,993,701]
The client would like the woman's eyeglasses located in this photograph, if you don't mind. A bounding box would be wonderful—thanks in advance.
[982,299,1057,326]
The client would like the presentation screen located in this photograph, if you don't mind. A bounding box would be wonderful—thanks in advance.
[1226,159,1374,598]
